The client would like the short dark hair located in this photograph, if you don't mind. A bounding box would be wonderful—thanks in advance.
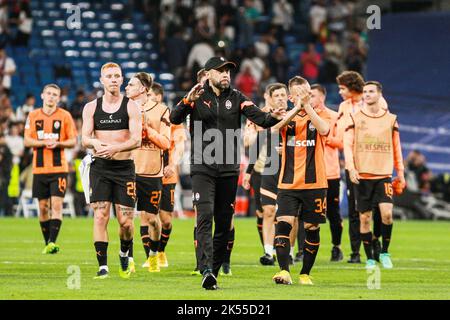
[151,82,164,98]
[336,71,364,93]
[364,81,382,92]
[264,83,275,94]
[268,83,288,97]
[43,84,61,93]
[288,76,308,88]
[135,72,153,91]
[311,84,327,97]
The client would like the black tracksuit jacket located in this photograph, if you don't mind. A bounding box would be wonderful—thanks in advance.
[170,81,280,177]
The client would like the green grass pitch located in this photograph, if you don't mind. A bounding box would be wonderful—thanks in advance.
[1,217,449,300]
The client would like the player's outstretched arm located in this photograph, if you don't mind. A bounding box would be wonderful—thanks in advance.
[170,83,202,124]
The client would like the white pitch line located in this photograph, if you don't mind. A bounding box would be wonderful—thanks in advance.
[1,261,448,272]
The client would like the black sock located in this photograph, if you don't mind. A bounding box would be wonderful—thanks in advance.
[257,217,264,247]
[381,223,393,253]
[128,240,133,258]
[40,220,50,245]
[158,226,172,252]
[274,221,292,272]
[48,219,62,243]
[223,228,235,264]
[297,220,305,253]
[149,239,159,254]
[373,207,382,239]
[140,226,150,258]
[300,228,320,275]
[361,232,374,260]
[330,221,343,246]
[94,241,108,267]
[120,238,133,256]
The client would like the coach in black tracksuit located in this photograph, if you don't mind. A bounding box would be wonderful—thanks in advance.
[170,57,284,290]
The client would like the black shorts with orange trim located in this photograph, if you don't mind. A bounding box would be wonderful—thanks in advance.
[32,173,68,200]
[89,158,136,208]
[355,178,393,213]
[260,172,279,206]
[276,188,327,224]
[136,176,163,214]
[160,183,176,212]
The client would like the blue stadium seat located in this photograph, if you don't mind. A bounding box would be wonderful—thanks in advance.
[81,50,97,59]
[91,31,105,39]
[62,40,77,48]
[65,50,81,58]
[106,31,122,40]
[116,52,131,61]
[82,11,96,20]
[94,40,110,49]
[99,51,114,60]
[43,39,59,48]
[86,22,100,30]
[43,2,57,10]
[103,22,117,30]
[48,10,61,18]
[125,33,138,40]
[112,41,128,50]
[79,41,94,49]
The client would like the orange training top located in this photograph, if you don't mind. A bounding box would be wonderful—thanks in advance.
[24,108,77,174]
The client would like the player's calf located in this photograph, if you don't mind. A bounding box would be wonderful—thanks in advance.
[274,220,292,272]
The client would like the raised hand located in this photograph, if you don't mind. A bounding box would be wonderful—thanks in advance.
[186,83,205,102]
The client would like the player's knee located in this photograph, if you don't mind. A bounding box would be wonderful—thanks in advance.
[94,213,109,226]
[274,220,292,248]
[120,218,133,231]
[304,223,319,231]
[381,214,393,225]
[162,221,172,229]
[147,214,158,227]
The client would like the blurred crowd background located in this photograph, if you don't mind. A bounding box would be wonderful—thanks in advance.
[0,0,449,219]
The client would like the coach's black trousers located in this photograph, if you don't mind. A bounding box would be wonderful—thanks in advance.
[326,178,343,246]
[345,170,361,254]
[192,174,239,276]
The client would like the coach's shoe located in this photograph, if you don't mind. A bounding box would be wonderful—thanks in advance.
[119,256,131,279]
[219,262,232,276]
[157,252,168,268]
[299,274,314,285]
[380,253,393,269]
[294,251,303,262]
[331,246,344,262]
[347,252,361,263]
[272,270,292,285]
[365,259,377,270]
[42,245,49,254]
[93,269,109,280]
[289,255,295,265]
[148,255,160,272]
[373,239,382,262]
[202,270,218,290]
[129,258,136,273]
[260,253,275,266]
